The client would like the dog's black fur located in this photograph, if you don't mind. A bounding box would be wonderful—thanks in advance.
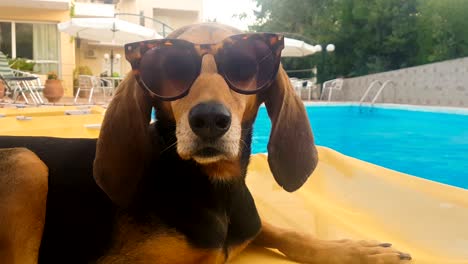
[0,119,260,263]
[0,136,113,263]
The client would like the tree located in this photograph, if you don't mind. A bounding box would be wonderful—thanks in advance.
[250,0,468,79]
[250,0,337,79]
[416,0,468,64]
[333,0,419,76]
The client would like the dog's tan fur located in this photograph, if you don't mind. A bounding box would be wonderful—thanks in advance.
[0,148,48,264]
[97,216,226,264]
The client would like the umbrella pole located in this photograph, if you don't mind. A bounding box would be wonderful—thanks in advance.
[110,49,114,77]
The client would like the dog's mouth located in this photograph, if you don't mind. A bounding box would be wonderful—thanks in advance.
[195,147,223,157]
[192,146,226,164]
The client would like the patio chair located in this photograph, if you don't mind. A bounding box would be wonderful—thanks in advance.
[0,52,44,104]
[305,80,320,100]
[74,75,113,104]
[290,78,319,100]
[290,78,305,98]
[320,78,344,101]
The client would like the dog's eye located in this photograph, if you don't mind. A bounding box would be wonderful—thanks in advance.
[140,46,199,98]
[223,53,257,81]
[220,38,276,92]
[163,52,198,81]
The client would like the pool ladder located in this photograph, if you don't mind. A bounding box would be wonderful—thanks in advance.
[359,80,395,106]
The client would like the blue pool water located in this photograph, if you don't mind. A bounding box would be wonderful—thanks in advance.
[252,105,468,189]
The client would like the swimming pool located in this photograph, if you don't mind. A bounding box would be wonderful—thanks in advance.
[252,104,468,189]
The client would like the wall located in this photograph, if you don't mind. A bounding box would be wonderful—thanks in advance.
[0,0,70,10]
[76,41,128,77]
[116,0,202,31]
[334,57,468,107]
[74,2,115,17]
[153,8,199,32]
[136,0,202,18]
[0,7,75,96]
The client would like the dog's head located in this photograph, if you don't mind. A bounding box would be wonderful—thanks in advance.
[94,23,318,206]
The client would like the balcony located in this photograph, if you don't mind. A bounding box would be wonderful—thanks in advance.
[151,0,203,12]
[74,1,115,17]
[0,0,71,10]
[76,0,118,3]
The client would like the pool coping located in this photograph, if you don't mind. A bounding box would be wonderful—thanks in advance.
[301,102,468,115]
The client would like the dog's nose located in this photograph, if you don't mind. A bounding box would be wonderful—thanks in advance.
[189,102,232,140]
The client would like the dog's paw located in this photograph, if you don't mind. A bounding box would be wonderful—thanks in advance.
[279,236,412,264]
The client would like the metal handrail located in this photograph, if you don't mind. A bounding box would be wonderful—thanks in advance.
[370,80,395,105]
[114,13,174,37]
[359,80,382,105]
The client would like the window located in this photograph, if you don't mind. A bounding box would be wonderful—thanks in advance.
[0,21,59,74]
[16,23,33,59]
[0,22,12,57]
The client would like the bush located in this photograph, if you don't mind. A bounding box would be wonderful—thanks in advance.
[73,66,93,87]
[8,58,35,72]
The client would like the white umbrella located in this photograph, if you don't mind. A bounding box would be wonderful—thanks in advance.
[282,37,317,57]
[58,17,163,75]
[58,17,162,45]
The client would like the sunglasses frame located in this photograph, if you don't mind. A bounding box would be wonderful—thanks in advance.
[125,33,285,101]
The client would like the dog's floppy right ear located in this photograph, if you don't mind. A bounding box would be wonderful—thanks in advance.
[263,66,318,192]
[93,74,153,206]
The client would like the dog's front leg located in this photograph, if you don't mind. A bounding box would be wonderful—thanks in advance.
[0,148,48,264]
[253,220,412,264]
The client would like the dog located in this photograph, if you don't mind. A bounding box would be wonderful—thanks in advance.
[0,23,411,264]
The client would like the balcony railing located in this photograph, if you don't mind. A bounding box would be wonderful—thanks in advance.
[115,13,174,38]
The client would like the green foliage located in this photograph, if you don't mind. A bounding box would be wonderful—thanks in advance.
[416,0,468,63]
[251,0,468,79]
[73,66,93,79]
[8,58,36,72]
[73,66,93,86]
[70,0,76,17]
[112,72,120,77]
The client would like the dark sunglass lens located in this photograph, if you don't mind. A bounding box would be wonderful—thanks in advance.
[140,45,198,99]
[256,46,275,87]
[163,48,198,81]
[224,48,257,82]
[140,48,161,91]
[222,38,275,92]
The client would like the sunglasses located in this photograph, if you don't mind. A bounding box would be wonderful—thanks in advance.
[125,33,285,101]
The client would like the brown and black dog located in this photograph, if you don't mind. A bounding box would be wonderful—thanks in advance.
[0,23,411,264]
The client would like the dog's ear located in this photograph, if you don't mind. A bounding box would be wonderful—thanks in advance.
[93,74,154,206]
[264,66,318,192]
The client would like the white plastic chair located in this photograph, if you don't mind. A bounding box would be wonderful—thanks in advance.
[289,78,304,98]
[305,80,319,100]
[320,78,344,101]
[74,75,113,104]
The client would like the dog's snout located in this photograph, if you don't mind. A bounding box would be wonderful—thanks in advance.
[189,102,232,140]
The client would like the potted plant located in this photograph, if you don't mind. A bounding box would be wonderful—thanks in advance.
[43,71,64,103]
